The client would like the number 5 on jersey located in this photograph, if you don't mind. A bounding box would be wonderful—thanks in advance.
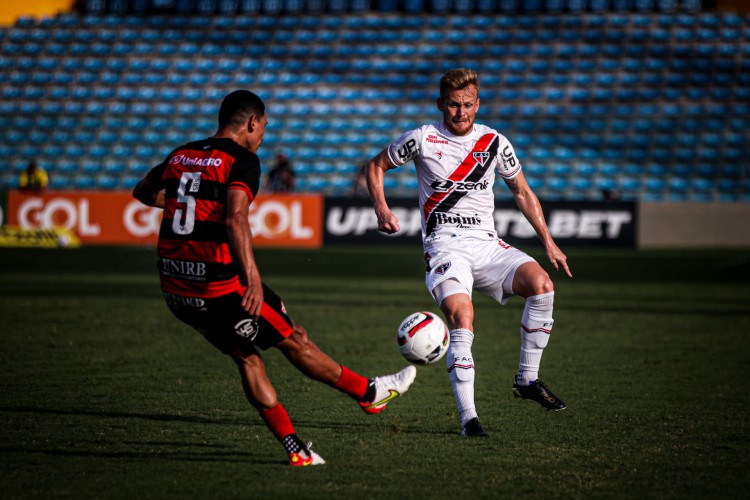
[173,172,202,235]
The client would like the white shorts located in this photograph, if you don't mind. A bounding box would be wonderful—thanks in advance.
[424,237,535,306]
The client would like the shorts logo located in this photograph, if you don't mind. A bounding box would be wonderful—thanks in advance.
[435,262,451,275]
[163,292,206,309]
[234,319,259,340]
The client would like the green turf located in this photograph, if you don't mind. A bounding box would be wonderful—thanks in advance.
[1,246,749,499]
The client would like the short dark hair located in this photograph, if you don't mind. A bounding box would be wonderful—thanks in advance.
[218,90,265,131]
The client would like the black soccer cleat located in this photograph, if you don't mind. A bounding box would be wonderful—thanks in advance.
[461,417,489,437]
[512,380,567,411]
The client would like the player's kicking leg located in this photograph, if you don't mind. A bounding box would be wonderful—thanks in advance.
[276,323,416,414]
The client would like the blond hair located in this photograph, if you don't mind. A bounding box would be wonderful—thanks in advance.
[440,68,479,98]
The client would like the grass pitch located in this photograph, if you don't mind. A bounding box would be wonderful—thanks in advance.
[1,245,749,499]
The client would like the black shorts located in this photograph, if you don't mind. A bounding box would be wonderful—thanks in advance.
[163,283,293,354]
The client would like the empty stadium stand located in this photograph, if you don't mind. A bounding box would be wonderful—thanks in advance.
[0,0,748,201]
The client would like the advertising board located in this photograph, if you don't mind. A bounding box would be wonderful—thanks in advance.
[324,197,637,248]
[5,191,636,248]
[6,191,323,248]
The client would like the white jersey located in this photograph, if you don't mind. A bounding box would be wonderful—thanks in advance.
[386,121,522,245]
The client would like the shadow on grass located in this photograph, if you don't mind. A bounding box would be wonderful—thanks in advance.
[1,405,247,426]
[1,406,448,465]
[293,418,458,436]
[0,406,288,465]
[1,405,382,430]
[0,445,280,464]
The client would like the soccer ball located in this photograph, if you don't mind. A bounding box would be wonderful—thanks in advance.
[396,311,449,365]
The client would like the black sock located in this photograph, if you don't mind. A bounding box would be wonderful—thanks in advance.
[281,434,305,455]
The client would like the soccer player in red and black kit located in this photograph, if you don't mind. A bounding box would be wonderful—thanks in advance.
[133,90,416,466]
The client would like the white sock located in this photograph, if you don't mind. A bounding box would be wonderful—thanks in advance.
[446,328,477,426]
[516,292,554,386]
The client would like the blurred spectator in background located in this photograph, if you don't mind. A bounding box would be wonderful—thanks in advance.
[18,159,48,192]
[602,189,621,202]
[265,152,296,192]
[352,162,368,197]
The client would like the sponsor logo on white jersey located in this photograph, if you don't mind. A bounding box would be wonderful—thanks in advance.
[500,145,518,171]
[430,179,490,192]
[434,212,482,228]
[395,138,419,163]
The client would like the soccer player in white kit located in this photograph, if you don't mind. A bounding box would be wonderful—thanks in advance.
[365,68,572,437]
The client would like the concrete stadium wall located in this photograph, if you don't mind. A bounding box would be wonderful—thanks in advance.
[639,202,750,248]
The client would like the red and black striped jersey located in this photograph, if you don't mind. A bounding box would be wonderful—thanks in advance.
[143,137,260,298]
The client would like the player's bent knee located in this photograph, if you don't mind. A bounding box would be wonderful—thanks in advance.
[234,352,262,370]
[291,323,309,344]
[515,262,555,297]
[525,272,554,296]
[537,275,554,295]
[280,323,318,357]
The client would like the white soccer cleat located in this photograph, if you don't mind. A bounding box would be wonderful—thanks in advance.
[288,442,326,467]
[359,365,417,414]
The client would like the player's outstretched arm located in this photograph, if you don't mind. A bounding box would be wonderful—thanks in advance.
[505,171,572,278]
[226,189,263,318]
[366,149,400,234]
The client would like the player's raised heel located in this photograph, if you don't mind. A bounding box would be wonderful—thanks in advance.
[512,379,567,411]
[461,417,489,437]
[359,365,417,414]
[288,442,326,467]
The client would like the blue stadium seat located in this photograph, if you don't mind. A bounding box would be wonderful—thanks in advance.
[96,175,119,190]
[520,174,542,191]
[576,164,598,178]
[692,177,714,193]
[401,176,419,191]
[49,176,74,189]
[74,175,96,190]
[621,177,642,192]
[573,177,594,191]
[103,160,126,175]
[668,177,690,194]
